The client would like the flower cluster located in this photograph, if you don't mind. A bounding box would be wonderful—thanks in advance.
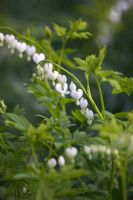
[47,146,78,168]
[84,144,119,160]
[47,145,120,168]
[0,32,94,124]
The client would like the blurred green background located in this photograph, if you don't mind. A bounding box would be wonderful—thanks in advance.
[0,0,133,120]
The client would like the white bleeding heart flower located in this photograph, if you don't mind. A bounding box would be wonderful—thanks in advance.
[46,71,59,81]
[52,71,59,80]
[58,156,65,167]
[44,63,53,73]
[58,74,67,84]
[47,158,57,168]
[69,81,76,91]
[0,33,4,46]
[79,98,88,109]
[98,145,107,153]
[55,83,69,97]
[85,108,93,125]
[65,147,78,159]
[10,39,18,54]
[5,34,15,48]
[70,89,83,100]
[84,146,91,155]
[91,145,99,153]
[33,53,45,64]
[26,45,36,61]
[16,42,27,58]
[85,109,93,120]
[55,83,62,93]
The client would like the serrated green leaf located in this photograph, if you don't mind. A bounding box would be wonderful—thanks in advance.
[72,109,86,124]
[53,23,67,37]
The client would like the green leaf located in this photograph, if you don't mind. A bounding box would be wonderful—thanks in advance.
[4,113,30,131]
[101,73,133,95]
[72,109,86,124]
[115,112,129,119]
[74,48,106,74]
[53,23,67,37]
[96,47,106,70]
[68,19,92,40]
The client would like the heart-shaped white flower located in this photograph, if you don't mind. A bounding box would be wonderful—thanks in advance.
[55,83,69,97]
[65,147,78,159]
[47,158,57,168]
[85,109,93,120]
[26,45,36,60]
[33,53,45,64]
[5,34,15,45]
[70,89,83,100]
[58,74,67,84]
[16,42,27,57]
[69,81,76,91]
[46,70,59,81]
[80,98,88,109]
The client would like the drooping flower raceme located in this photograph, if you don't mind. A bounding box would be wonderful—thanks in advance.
[0,32,94,125]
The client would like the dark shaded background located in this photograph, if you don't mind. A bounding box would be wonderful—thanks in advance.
[0,0,133,120]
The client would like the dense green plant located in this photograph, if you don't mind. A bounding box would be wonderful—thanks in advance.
[0,19,133,200]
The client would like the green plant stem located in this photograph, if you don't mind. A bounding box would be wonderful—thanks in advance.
[102,160,107,190]
[95,75,106,118]
[47,60,104,120]
[109,159,115,200]
[58,38,67,66]
[120,158,128,200]
[31,144,39,166]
